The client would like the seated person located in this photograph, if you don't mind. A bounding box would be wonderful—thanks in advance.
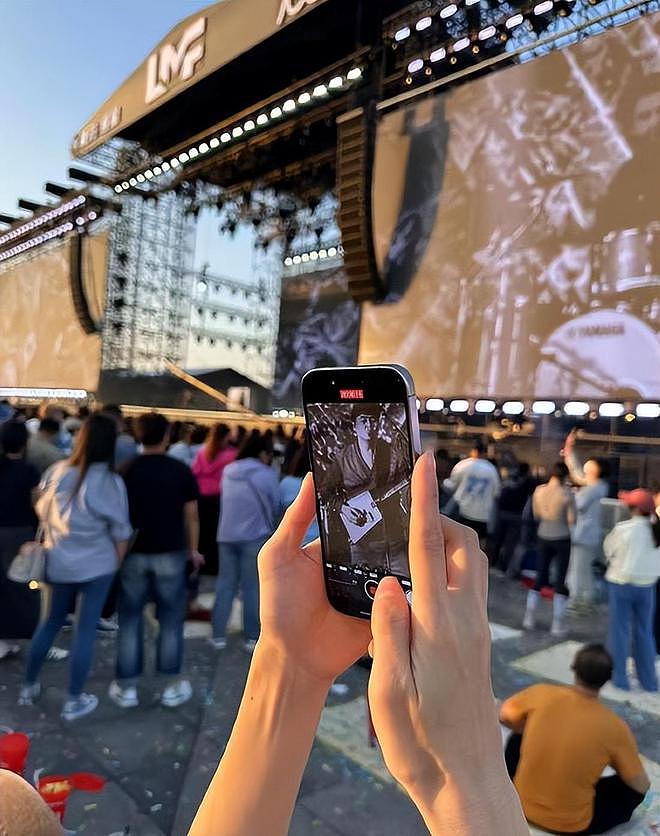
[500,644,649,834]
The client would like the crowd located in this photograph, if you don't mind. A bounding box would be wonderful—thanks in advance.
[0,400,658,835]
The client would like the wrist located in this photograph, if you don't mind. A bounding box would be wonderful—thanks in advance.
[251,640,333,700]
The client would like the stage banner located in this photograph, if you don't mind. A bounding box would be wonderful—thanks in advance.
[361,13,660,400]
[0,233,108,391]
[273,266,360,407]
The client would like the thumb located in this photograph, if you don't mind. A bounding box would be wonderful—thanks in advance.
[370,577,412,690]
[272,473,316,549]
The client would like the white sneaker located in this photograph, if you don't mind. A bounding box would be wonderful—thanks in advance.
[161,679,193,708]
[18,683,41,706]
[108,680,139,708]
[522,611,536,631]
[62,692,98,721]
[96,616,119,633]
[46,646,69,662]
[243,639,257,654]
[550,620,568,638]
[207,637,227,650]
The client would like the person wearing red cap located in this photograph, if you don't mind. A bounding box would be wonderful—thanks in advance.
[603,489,660,692]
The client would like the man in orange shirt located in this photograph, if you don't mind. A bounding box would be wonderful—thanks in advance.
[500,644,649,834]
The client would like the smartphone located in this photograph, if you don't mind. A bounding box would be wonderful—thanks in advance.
[302,365,421,619]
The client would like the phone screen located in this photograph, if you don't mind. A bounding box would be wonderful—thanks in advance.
[307,400,413,616]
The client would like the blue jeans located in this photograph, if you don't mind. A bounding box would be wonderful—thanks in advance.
[212,539,265,641]
[607,582,658,692]
[25,573,115,697]
[117,552,187,683]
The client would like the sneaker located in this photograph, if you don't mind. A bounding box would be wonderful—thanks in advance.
[0,642,20,660]
[96,616,119,633]
[243,639,257,654]
[550,621,568,638]
[18,683,41,706]
[161,679,193,708]
[108,680,139,708]
[46,646,69,662]
[522,612,535,631]
[61,692,98,721]
[207,637,227,650]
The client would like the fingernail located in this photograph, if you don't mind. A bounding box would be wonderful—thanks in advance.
[376,576,400,597]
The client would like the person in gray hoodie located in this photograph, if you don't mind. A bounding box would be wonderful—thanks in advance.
[210,432,280,653]
[563,430,609,612]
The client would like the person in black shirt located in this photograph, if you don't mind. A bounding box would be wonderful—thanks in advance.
[491,463,536,572]
[0,421,40,659]
[110,413,202,710]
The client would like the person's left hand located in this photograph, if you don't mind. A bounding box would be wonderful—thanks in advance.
[189,549,205,571]
[258,474,371,685]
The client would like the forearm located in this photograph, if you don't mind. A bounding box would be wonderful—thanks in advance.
[565,450,586,486]
[189,644,329,836]
[185,509,200,553]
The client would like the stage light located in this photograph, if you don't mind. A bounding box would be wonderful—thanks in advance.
[270,106,283,118]
[136,173,145,183]
[88,211,97,220]
[327,246,338,257]
[257,113,269,126]
[532,400,555,415]
[129,177,137,186]
[472,45,480,54]
[636,403,660,418]
[209,138,220,149]
[534,0,553,12]
[284,256,293,266]
[293,255,302,264]
[199,142,209,153]
[450,399,469,413]
[301,253,310,262]
[624,413,635,423]
[475,399,496,413]
[503,401,525,415]
[278,409,289,419]
[506,13,524,27]
[161,161,171,171]
[170,158,180,168]
[232,126,243,138]
[416,16,432,30]
[319,248,328,258]
[144,170,154,179]
[479,25,497,39]
[328,76,343,89]
[310,250,319,260]
[564,401,589,416]
[453,37,470,51]
[347,67,362,80]
[466,0,480,5]
[426,398,445,411]
[221,132,232,143]
[394,26,411,41]
[188,147,199,158]
[430,47,446,61]
[114,185,122,193]
[440,4,458,18]
[243,120,255,132]
[599,403,625,418]
[75,217,85,226]
[408,58,424,73]
[283,99,296,112]
[178,152,189,163]
[298,91,312,104]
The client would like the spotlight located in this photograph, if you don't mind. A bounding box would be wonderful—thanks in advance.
[232,126,243,138]
[298,92,312,104]
[394,26,411,41]
[408,58,424,73]
[440,4,458,18]
[449,399,469,413]
[199,142,209,153]
[244,120,255,131]
[430,47,446,61]
[327,246,338,257]
[301,253,310,262]
[283,99,296,112]
[145,170,154,179]
[465,0,480,5]
[178,152,189,163]
[416,16,432,30]
[479,25,496,39]
[257,113,269,125]
[564,401,589,416]
[453,37,470,51]
[270,106,283,118]
[532,400,555,415]
[129,177,137,186]
[136,173,145,182]
[598,403,625,418]
[328,76,343,89]
[624,413,635,423]
[188,147,199,158]
[506,13,524,27]
[636,403,660,418]
[170,158,180,168]
[88,211,97,220]
[475,399,496,413]
[425,398,444,411]
[319,249,328,258]
[284,257,293,266]
[502,401,525,415]
[209,138,220,148]
[310,250,319,260]
[221,132,232,143]
[472,45,480,54]
[160,162,170,172]
[534,0,553,12]
[293,255,302,264]
[114,185,122,193]
[347,67,362,80]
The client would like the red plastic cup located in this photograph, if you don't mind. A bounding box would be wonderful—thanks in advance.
[38,775,73,822]
[0,732,30,775]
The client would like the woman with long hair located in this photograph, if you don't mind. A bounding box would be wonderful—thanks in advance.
[192,423,236,575]
[0,421,41,660]
[19,414,132,721]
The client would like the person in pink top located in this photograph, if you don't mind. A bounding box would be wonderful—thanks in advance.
[192,424,237,575]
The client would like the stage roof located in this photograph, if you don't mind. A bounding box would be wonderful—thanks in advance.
[72,0,330,157]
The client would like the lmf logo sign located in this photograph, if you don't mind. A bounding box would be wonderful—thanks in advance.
[145,17,207,105]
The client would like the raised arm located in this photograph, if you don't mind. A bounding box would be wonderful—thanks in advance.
[563,432,587,486]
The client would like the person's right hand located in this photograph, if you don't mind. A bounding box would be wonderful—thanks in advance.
[368,453,527,834]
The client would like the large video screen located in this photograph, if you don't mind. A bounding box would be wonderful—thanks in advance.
[360,14,660,400]
[0,234,107,391]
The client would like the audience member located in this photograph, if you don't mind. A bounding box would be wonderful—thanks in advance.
[604,489,660,692]
[279,444,318,545]
[443,439,500,542]
[26,418,64,476]
[192,423,237,575]
[564,431,609,611]
[500,643,649,834]
[210,432,279,652]
[110,413,202,710]
[168,423,197,467]
[0,422,40,660]
[20,415,132,721]
[524,462,576,636]
[102,405,139,468]
[492,462,535,572]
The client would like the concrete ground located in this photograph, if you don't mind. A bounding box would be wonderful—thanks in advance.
[0,573,658,835]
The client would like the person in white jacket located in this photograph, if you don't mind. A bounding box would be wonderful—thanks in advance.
[604,489,660,692]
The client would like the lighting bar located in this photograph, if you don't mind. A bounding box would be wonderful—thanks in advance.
[0,387,88,399]
[564,401,589,416]
[636,403,660,418]
[425,398,445,411]
[502,401,525,415]
[449,399,469,413]
[0,195,86,246]
[114,65,365,193]
[598,402,625,418]
[475,399,496,413]
[283,244,344,266]
[0,220,75,263]
[532,400,555,415]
